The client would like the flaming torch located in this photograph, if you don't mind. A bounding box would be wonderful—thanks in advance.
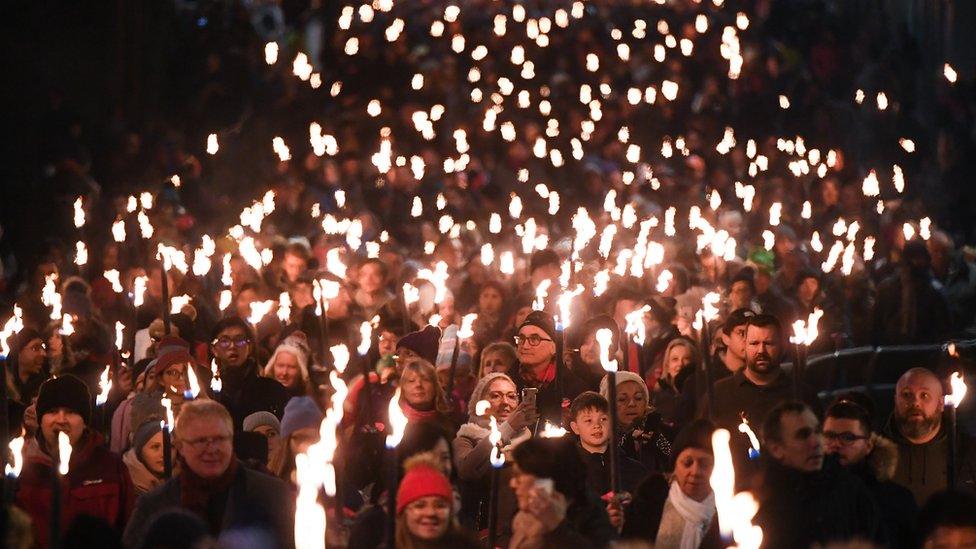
[693,292,722,417]
[95,365,112,432]
[447,314,477,402]
[385,388,410,545]
[945,371,968,489]
[51,430,74,548]
[161,395,175,477]
[710,429,763,548]
[737,412,761,460]
[596,328,620,494]
[476,399,507,548]
[4,431,25,506]
[789,308,822,398]
[209,359,222,394]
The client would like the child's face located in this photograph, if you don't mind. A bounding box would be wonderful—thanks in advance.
[571,408,610,449]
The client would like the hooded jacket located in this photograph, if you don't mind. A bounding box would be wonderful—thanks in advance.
[754,455,882,548]
[15,430,135,548]
[207,357,291,431]
[882,414,976,505]
[847,434,918,549]
[122,447,166,497]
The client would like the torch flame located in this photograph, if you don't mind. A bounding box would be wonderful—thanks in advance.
[58,431,72,476]
[540,421,568,438]
[458,313,478,339]
[95,365,112,406]
[596,328,618,373]
[533,279,552,311]
[488,416,505,467]
[710,429,763,548]
[386,388,409,449]
[945,372,968,408]
[1,305,25,357]
[331,344,350,373]
[186,364,201,399]
[5,432,25,477]
[737,413,761,454]
[210,359,222,393]
[161,395,175,427]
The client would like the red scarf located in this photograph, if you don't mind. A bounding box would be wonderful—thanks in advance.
[400,400,441,422]
[521,360,556,386]
[179,455,239,529]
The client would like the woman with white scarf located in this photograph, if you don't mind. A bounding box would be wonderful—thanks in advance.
[453,372,537,545]
[622,419,721,548]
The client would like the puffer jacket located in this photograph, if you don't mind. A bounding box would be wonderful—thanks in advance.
[848,434,918,549]
[15,430,135,548]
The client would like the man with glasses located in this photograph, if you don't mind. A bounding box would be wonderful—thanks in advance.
[824,397,917,548]
[756,400,882,548]
[208,317,290,431]
[124,400,294,547]
[510,310,584,427]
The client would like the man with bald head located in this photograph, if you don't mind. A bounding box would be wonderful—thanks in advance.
[883,367,976,504]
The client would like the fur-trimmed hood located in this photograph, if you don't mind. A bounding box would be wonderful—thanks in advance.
[866,433,899,482]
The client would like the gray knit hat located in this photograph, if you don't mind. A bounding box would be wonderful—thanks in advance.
[243,411,281,434]
[467,372,517,418]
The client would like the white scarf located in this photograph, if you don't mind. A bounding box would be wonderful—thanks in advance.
[665,480,716,549]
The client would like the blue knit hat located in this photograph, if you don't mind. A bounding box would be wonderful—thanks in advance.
[279,396,323,439]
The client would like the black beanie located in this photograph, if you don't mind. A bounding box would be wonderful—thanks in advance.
[36,375,92,426]
[671,418,716,467]
[518,310,557,341]
[396,325,442,364]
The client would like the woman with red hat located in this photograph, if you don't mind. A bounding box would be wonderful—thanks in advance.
[394,455,479,548]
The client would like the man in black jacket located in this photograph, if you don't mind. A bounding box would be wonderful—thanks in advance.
[755,401,882,548]
[123,400,294,547]
[206,316,291,431]
[824,398,917,548]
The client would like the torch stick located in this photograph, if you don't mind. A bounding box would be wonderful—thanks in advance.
[701,323,715,419]
[385,388,408,546]
[945,371,968,490]
[487,463,501,548]
[162,421,173,478]
[0,356,7,506]
[160,260,171,335]
[596,329,620,494]
[51,452,62,549]
[446,336,460,403]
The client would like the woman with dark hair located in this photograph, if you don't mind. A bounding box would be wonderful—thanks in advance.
[568,315,619,391]
[4,328,49,407]
[354,257,394,318]
[472,280,508,344]
[622,419,721,546]
[508,436,616,547]
[42,321,75,375]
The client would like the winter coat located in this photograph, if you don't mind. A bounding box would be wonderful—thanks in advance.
[754,456,882,548]
[883,414,976,505]
[205,358,291,431]
[872,269,951,345]
[621,474,722,547]
[122,447,165,497]
[848,434,918,549]
[453,411,531,542]
[618,411,674,474]
[15,431,135,549]
[510,361,585,427]
[577,445,648,497]
[122,460,295,548]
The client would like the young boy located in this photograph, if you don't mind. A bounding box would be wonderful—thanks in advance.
[570,391,648,529]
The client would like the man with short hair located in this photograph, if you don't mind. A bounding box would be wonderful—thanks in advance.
[824,398,917,548]
[706,314,820,431]
[16,375,135,548]
[883,367,976,504]
[510,311,584,426]
[123,400,294,547]
[755,401,882,548]
[208,317,290,431]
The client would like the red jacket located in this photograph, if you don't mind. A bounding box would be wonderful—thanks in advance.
[15,430,135,549]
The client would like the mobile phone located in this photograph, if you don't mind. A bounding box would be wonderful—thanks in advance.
[521,387,538,408]
[533,478,553,496]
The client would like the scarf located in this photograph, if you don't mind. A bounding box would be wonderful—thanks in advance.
[520,360,555,386]
[179,455,239,532]
[401,400,441,422]
[658,480,716,549]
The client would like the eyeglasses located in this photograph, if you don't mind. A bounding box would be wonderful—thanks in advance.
[822,431,869,445]
[183,435,231,450]
[487,391,519,402]
[514,334,552,347]
[213,337,250,349]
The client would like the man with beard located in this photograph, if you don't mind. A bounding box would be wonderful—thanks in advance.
[755,401,882,547]
[883,367,976,504]
[705,314,821,484]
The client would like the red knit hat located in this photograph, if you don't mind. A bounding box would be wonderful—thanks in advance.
[396,462,453,514]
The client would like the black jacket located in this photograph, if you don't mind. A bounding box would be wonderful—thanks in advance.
[511,361,585,427]
[618,412,674,474]
[577,444,648,497]
[846,435,917,549]
[206,357,291,431]
[123,462,295,548]
[754,456,882,548]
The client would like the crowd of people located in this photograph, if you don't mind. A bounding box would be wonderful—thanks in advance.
[3,0,976,548]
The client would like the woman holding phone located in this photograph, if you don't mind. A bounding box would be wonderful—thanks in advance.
[453,372,537,545]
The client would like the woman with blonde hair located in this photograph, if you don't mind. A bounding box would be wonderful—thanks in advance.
[399,359,456,433]
[653,337,699,424]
